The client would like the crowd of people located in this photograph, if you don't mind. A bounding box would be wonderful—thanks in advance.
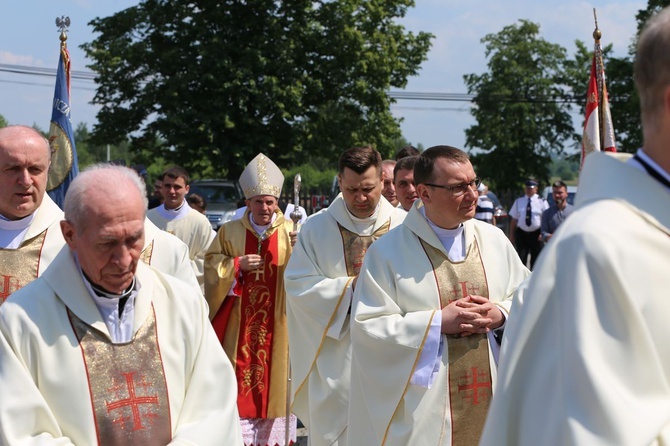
[1,6,669,446]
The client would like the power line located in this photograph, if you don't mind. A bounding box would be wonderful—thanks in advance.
[0,62,617,105]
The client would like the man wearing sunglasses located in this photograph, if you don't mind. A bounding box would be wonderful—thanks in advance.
[349,145,529,446]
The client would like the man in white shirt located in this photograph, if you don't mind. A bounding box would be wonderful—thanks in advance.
[147,166,215,287]
[508,178,548,269]
[0,164,242,444]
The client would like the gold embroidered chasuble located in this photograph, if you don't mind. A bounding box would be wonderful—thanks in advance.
[0,195,65,304]
[69,305,172,445]
[420,238,492,446]
[338,221,391,276]
[0,231,46,304]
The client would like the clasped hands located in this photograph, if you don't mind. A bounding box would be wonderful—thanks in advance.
[441,295,504,337]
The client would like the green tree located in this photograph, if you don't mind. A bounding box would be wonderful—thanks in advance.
[464,20,574,192]
[0,114,7,128]
[82,0,432,178]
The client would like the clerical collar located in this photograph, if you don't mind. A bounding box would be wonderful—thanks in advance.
[164,201,185,213]
[630,149,670,191]
[85,274,136,301]
[345,201,381,223]
[156,201,191,221]
[344,201,381,236]
[249,212,277,237]
[420,206,466,261]
[0,212,37,249]
[0,211,35,228]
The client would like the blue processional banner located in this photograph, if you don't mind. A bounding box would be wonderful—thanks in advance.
[47,46,79,208]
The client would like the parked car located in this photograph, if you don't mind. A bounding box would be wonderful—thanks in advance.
[542,185,578,207]
[189,179,244,230]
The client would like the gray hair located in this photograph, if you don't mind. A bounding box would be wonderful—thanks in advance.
[64,163,148,230]
[634,6,670,129]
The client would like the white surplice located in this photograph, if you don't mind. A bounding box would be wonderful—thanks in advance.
[284,194,406,445]
[147,203,216,288]
[143,218,199,288]
[480,152,670,445]
[349,202,529,445]
[0,247,243,445]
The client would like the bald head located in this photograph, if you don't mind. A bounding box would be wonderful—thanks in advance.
[61,164,148,294]
[64,164,148,230]
[0,125,52,220]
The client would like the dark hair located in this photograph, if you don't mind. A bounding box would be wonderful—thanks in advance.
[393,155,419,178]
[395,145,420,160]
[186,193,207,210]
[552,180,567,190]
[162,166,190,185]
[338,146,382,176]
[414,145,470,185]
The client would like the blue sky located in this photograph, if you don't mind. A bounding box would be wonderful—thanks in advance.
[0,0,644,155]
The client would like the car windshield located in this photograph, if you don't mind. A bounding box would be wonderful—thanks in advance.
[190,184,240,204]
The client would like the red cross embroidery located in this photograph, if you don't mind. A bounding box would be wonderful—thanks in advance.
[0,275,21,301]
[106,372,159,431]
[458,366,491,405]
[450,281,480,299]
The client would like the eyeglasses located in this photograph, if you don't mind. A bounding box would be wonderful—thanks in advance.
[424,177,482,197]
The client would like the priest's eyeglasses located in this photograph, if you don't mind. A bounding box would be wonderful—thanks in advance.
[424,177,481,197]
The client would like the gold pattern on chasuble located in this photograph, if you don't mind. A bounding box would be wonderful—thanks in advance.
[238,230,279,399]
[338,220,391,276]
[69,306,171,445]
[239,282,274,396]
[140,240,154,265]
[420,237,492,446]
[0,231,47,304]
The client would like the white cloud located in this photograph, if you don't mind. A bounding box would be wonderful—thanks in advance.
[0,51,44,66]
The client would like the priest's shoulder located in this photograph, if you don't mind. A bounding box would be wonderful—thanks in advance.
[468,218,506,237]
[0,275,57,322]
[139,262,204,304]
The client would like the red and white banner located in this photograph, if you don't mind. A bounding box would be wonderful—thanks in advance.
[581,54,616,167]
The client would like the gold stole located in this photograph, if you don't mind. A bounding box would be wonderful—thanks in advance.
[139,239,154,265]
[69,305,172,445]
[420,238,492,446]
[0,231,47,304]
[338,220,391,276]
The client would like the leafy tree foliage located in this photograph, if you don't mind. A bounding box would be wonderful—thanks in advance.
[82,0,432,178]
[464,20,574,192]
[0,114,7,128]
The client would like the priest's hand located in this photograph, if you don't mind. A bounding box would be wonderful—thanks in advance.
[239,254,264,271]
[289,231,298,247]
[440,295,502,336]
[455,295,504,336]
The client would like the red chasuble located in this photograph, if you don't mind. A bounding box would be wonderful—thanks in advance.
[210,225,294,420]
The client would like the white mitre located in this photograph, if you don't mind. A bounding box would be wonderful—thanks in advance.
[239,153,284,199]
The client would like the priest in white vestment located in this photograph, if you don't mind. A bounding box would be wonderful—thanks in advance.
[480,10,670,445]
[0,164,242,445]
[0,125,65,304]
[147,166,216,288]
[349,146,529,446]
[285,146,407,445]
